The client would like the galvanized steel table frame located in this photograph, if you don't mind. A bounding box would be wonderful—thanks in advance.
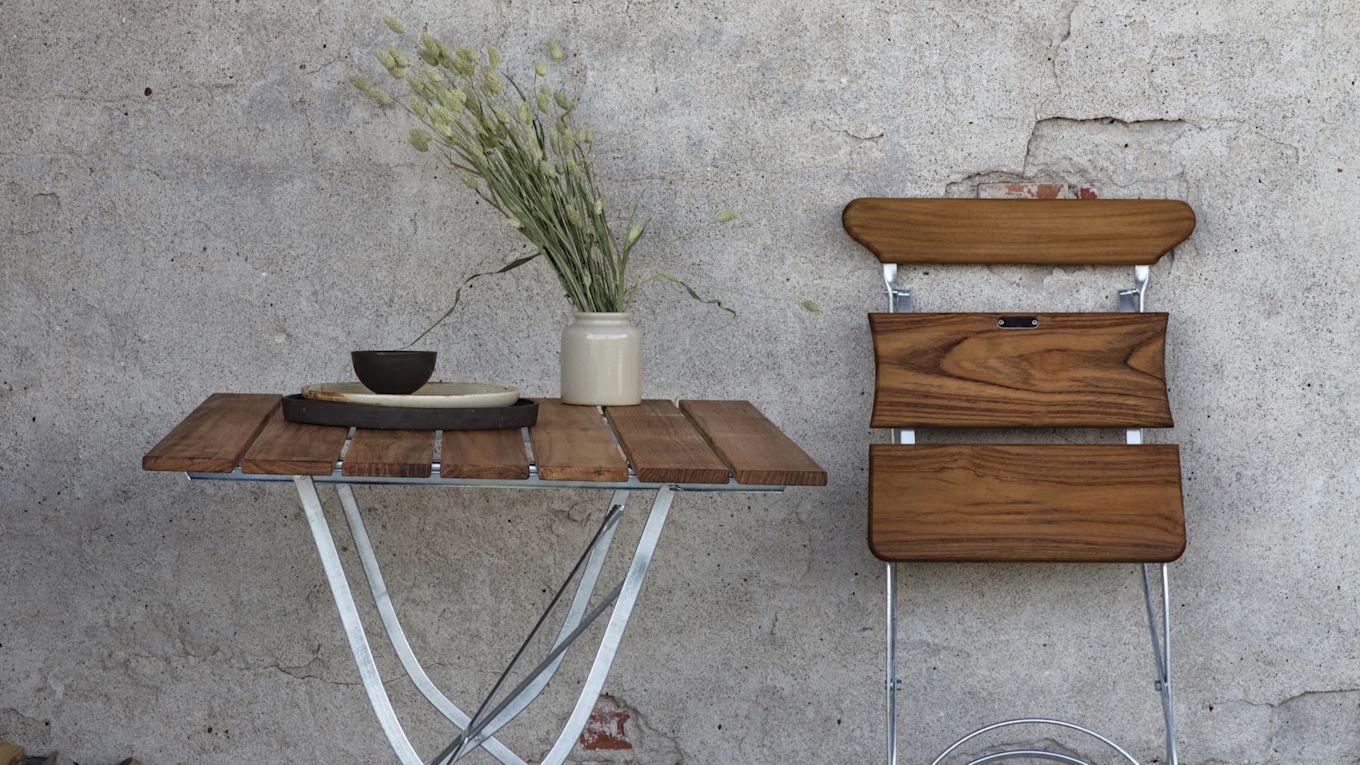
[187,463,783,765]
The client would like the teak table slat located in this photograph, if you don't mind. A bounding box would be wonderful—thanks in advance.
[141,393,279,473]
[343,429,436,478]
[440,429,531,480]
[529,398,629,482]
[604,400,730,484]
[241,409,349,475]
[679,400,827,486]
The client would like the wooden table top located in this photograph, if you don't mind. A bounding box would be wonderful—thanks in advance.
[142,394,827,488]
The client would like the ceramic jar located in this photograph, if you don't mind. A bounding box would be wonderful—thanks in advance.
[560,312,642,406]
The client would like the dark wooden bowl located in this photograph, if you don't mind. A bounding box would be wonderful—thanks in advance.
[351,350,436,394]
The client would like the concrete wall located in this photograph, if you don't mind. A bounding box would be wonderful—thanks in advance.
[3,1,1357,763]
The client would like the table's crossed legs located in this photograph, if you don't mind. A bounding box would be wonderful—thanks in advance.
[293,476,677,765]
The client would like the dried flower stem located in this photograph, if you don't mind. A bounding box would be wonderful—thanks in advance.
[355,24,731,344]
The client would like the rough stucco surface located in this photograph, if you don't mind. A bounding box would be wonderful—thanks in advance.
[2,1,1358,763]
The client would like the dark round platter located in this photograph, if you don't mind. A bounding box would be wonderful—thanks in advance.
[281,394,538,431]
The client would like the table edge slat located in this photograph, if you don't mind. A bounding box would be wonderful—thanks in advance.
[679,400,828,486]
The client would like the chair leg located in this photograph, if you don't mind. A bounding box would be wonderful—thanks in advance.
[1141,563,1180,765]
[886,561,900,765]
[897,563,1181,765]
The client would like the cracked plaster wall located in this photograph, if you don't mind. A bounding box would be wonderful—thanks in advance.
[2,1,1358,763]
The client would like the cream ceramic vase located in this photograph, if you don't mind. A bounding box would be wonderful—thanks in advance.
[560,312,642,406]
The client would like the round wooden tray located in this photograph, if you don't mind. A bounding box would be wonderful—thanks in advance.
[281,394,538,431]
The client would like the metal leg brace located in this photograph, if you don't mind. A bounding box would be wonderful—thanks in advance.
[295,476,676,765]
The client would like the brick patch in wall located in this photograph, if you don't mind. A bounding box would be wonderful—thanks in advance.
[976,182,1099,199]
[564,695,682,765]
[580,695,632,752]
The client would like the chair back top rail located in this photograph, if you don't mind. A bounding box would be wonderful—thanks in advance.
[843,198,1195,265]
[869,444,1186,563]
[142,393,826,488]
[870,312,1173,428]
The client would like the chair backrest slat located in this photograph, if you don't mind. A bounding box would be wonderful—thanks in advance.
[870,312,1172,428]
[842,198,1195,265]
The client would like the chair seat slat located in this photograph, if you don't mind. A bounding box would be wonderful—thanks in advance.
[869,444,1185,563]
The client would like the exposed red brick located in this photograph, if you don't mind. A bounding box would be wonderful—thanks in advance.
[579,695,633,752]
[975,182,1101,200]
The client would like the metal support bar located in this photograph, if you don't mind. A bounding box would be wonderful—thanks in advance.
[439,582,627,764]
[930,718,1140,765]
[440,493,631,763]
[885,562,900,765]
[964,752,1093,765]
[1120,265,1148,447]
[883,263,914,313]
[191,466,783,493]
[535,485,677,765]
[882,261,911,765]
[883,263,916,447]
[1142,563,1180,765]
[298,476,681,765]
[295,476,424,765]
[335,484,526,765]
[456,491,628,750]
[1117,264,1150,313]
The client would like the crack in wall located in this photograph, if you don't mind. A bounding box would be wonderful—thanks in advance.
[1210,688,1360,763]
[1021,116,1191,176]
[1050,0,1081,85]
[946,115,1196,196]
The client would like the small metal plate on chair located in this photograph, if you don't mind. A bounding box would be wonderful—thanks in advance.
[281,394,538,430]
[997,316,1040,329]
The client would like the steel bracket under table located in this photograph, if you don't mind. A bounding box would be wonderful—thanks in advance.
[189,467,784,765]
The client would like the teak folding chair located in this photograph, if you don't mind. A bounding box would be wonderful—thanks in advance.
[842,198,1197,765]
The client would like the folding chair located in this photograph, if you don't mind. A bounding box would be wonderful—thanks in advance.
[842,198,1197,765]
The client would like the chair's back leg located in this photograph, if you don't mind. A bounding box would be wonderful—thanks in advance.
[1142,562,1180,765]
[882,263,913,765]
[886,561,900,765]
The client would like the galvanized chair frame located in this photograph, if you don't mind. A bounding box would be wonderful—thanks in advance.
[853,198,1194,765]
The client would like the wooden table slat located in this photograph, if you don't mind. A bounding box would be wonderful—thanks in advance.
[529,399,629,482]
[342,429,435,477]
[441,428,530,480]
[679,400,827,486]
[141,393,280,473]
[240,409,349,475]
[146,394,827,489]
[605,400,730,484]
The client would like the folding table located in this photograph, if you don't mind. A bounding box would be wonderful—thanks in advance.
[143,396,825,765]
